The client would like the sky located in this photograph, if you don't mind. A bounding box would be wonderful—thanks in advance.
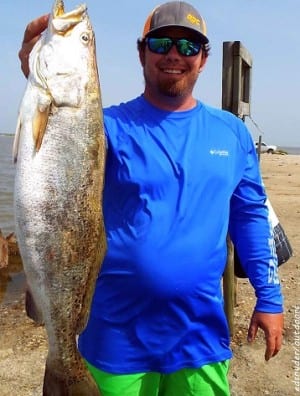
[1,0,300,147]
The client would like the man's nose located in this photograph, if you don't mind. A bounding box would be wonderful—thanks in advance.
[165,44,181,58]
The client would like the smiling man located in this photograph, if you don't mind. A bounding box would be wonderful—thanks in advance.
[18,2,284,395]
[138,4,209,110]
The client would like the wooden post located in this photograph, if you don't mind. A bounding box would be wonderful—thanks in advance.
[257,134,262,162]
[222,41,252,117]
[223,236,235,334]
[222,41,253,335]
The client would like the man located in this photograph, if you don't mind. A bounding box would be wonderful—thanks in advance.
[19,2,284,395]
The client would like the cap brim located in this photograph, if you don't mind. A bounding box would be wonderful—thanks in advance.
[144,25,209,44]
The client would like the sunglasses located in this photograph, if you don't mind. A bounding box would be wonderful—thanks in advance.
[145,37,202,57]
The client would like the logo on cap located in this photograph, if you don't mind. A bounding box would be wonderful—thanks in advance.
[186,13,201,26]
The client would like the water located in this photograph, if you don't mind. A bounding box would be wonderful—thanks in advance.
[0,135,15,235]
[0,134,26,305]
[280,146,300,155]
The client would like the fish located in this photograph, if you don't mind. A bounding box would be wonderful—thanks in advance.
[13,1,106,395]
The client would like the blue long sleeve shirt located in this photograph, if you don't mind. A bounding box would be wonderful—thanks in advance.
[78,96,283,374]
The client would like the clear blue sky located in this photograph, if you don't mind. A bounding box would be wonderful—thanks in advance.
[1,0,300,146]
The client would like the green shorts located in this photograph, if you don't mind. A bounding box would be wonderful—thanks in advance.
[85,360,230,396]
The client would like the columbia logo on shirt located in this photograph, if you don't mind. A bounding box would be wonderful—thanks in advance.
[209,149,229,157]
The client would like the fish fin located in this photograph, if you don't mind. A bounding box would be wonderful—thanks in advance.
[12,115,22,164]
[25,286,44,325]
[53,0,65,17]
[32,104,50,152]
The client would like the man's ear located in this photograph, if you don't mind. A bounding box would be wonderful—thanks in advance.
[198,54,208,73]
[138,48,146,67]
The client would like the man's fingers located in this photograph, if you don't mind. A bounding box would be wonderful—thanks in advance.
[18,34,43,77]
[22,14,49,44]
[19,14,49,78]
[265,333,282,361]
[247,316,258,342]
[248,311,284,360]
[264,335,276,361]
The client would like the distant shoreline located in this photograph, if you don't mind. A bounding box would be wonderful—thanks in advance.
[276,146,300,155]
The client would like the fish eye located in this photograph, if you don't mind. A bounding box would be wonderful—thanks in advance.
[81,33,90,44]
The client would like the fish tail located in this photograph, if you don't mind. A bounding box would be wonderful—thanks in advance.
[43,357,102,396]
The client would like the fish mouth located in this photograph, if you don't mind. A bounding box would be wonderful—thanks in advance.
[51,1,87,33]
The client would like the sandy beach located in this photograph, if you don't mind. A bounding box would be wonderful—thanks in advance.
[0,153,299,396]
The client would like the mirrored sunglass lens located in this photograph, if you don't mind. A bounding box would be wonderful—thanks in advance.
[177,39,201,56]
[147,38,202,56]
[148,38,172,54]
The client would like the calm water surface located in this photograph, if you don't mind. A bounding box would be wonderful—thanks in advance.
[0,135,25,305]
[0,135,26,305]
[0,135,15,235]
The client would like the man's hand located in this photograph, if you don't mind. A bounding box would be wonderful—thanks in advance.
[247,311,284,361]
[18,14,49,78]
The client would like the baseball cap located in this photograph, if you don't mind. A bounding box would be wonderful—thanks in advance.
[141,1,209,44]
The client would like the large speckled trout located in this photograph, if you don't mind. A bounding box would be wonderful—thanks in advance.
[13,1,106,395]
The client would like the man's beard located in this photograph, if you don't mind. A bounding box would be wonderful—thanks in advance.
[144,68,199,98]
[158,78,187,97]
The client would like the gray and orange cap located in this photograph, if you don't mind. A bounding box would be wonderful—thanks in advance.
[141,1,209,44]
